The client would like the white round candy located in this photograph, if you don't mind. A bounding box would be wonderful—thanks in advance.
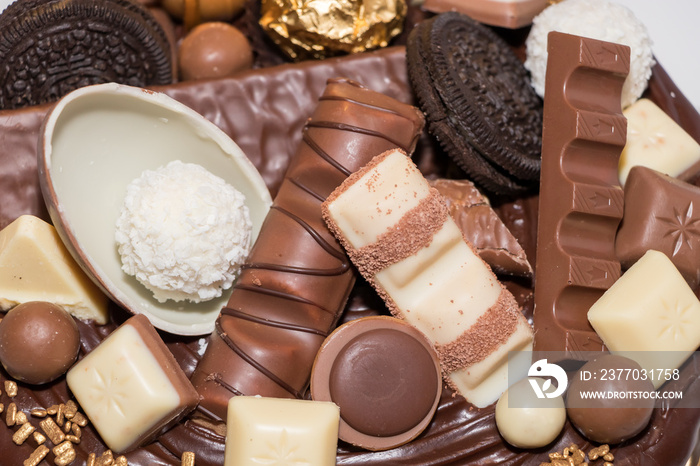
[495,377,566,449]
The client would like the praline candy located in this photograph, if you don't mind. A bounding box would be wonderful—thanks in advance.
[0,301,80,384]
[566,354,655,444]
[178,22,253,81]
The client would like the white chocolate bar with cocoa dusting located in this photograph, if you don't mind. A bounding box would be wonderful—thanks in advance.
[323,149,533,407]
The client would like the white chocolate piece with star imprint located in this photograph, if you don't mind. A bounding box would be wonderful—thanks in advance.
[225,396,339,466]
[66,315,199,452]
[588,249,700,389]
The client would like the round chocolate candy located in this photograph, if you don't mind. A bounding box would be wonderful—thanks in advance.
[495,377,566,449]
[310,316,441,451]
[178,22,253,81]
[566,354,655,444]
[0,301,81,384]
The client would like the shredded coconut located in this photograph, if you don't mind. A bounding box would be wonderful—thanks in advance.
[525,0,654,109]
[115,160,252,303]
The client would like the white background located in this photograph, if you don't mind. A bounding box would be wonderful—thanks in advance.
[615,0,700,111]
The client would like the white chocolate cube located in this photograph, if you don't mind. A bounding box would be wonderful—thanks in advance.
[0,215,108,323]
[225,396,339,466]
[588,250,700,388]
[67,315,198,452]
[618,99,700,186]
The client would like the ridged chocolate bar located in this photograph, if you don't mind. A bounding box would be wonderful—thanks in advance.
[532,32,629,359]
[190,78,425,420]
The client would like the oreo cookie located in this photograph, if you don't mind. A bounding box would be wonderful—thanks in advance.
[0,0,173,110]
[407,12,543,196]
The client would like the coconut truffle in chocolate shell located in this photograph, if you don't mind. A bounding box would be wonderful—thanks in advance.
[566,354,655,444]
[0,301,80,384]
[311,316,441,451]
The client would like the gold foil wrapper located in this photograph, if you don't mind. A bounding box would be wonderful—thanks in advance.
[260,0,407,60]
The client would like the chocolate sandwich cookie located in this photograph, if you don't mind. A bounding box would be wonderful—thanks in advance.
[0,0,173,110]
[407,12,543,196]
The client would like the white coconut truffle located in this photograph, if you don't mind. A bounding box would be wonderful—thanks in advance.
[525,0,654,109]
[115,160,252,303]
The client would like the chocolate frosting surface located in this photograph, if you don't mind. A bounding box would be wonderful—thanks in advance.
[0,34,699,466]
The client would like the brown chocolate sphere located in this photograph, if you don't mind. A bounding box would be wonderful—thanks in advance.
[178,22,253,81]
[0,301,81,384]
[566,354,655,444]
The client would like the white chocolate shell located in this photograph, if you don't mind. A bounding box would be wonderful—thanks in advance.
[39,83,272,336]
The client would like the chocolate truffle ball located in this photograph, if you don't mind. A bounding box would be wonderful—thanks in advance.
[566,354,655,444]
[178,22,253,81]
[495,377,567,449]
[0,301,81,384]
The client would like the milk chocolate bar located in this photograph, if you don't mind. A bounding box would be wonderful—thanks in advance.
[323,149,533,408]
[533,32,629,358]
[190,79,424,420]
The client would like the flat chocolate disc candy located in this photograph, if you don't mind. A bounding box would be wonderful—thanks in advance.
[0,0,173,109]
[311,316,441,451]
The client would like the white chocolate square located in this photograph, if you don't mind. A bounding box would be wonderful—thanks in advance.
[224,396,339,466]
[588,250,700,388]
[618,99,700,186]
[67,322,183,452]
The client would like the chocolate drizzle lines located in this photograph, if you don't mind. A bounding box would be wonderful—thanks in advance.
[307,121,412,153]
[289,176,325,202]
[320,94,418,122]
[214,318,303,398]
[205,373,245,397]
[222,307,328,337]
[270,205,347,263]
[235,283,335,315]
[301,127,352,177]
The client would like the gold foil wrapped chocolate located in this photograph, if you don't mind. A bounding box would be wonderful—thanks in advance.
[260,0,406,60]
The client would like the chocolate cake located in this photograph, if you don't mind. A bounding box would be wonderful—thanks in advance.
[0,13,699,466]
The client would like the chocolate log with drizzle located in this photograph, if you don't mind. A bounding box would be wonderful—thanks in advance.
[189,78,425,421]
